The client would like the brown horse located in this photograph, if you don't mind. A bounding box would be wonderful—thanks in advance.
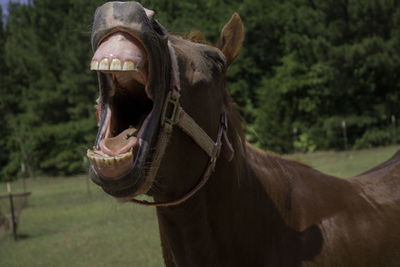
[87,2,400,266]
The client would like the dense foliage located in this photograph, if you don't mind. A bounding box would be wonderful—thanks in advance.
[255,0,400,153]
[1,0,399,180]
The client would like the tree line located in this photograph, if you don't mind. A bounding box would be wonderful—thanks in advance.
[1,0,399,181]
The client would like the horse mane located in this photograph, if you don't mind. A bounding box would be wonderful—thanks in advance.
[222,91,315,187]
[185,30,211,45]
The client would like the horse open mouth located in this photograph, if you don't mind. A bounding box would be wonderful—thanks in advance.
[87,30,163,197]
[86,1,173,198]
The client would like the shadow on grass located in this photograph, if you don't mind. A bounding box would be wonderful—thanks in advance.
[16,233,30,240]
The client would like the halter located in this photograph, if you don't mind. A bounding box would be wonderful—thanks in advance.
[129,42,234,207]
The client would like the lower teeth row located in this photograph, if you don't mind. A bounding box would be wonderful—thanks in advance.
[86,149,133,167]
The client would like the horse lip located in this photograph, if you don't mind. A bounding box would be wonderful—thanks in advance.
[88,41,161,197]
[89,2,170,198]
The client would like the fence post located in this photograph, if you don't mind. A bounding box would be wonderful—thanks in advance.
[7,183,18,241]
[342,120,348,151]
[21,162,26,193]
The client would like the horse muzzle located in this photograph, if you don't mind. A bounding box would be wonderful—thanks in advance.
[86,1,170,199]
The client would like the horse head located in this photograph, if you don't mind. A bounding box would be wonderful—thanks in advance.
[87,1,244,203]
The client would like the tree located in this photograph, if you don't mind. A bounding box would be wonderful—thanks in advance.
[1,0,106,180]
[0,5,13,180]
[255,0,400,152]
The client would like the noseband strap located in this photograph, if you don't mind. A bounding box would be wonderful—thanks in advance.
[129,42,234,207]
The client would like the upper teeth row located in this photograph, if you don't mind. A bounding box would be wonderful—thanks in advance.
[91,58,137,71]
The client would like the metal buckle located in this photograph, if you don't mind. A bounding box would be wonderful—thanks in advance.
[161,92,179,126]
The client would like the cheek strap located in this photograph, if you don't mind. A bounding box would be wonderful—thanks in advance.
[127,42,234,207]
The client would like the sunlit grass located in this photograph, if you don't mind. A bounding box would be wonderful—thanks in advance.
[284,145,399,178]
[0,176,163,267]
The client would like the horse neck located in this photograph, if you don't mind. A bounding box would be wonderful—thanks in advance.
[155,129,358,265]
[155,141,295,265]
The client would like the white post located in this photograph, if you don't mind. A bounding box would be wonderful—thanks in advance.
[342,120,348,151]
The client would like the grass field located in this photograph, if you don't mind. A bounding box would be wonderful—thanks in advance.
[285,145,399,178]
[0,145,398,267]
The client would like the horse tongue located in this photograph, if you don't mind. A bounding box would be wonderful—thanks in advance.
[99,128,137,156]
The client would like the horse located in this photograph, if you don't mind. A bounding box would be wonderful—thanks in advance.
[86,2,400,266]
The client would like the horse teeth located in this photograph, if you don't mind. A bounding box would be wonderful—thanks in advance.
[99,58,109,70]
[90,59,138,72]
[105,158,114,166]
[94,157,103,167]
[110,58,122,70]
[91,60,99,70]
[123,151,133,160]
[87,149,133,167]
[87,149,94,156]
[122,60,135,71]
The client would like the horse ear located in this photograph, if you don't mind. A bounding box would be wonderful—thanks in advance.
[217,13,244,66]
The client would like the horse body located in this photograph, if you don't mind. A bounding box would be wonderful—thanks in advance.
[87,2,400,266]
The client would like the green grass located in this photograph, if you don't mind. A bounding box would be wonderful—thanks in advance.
[0,145,398,266]
[284,145,399,178]
[0,177,164,267]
